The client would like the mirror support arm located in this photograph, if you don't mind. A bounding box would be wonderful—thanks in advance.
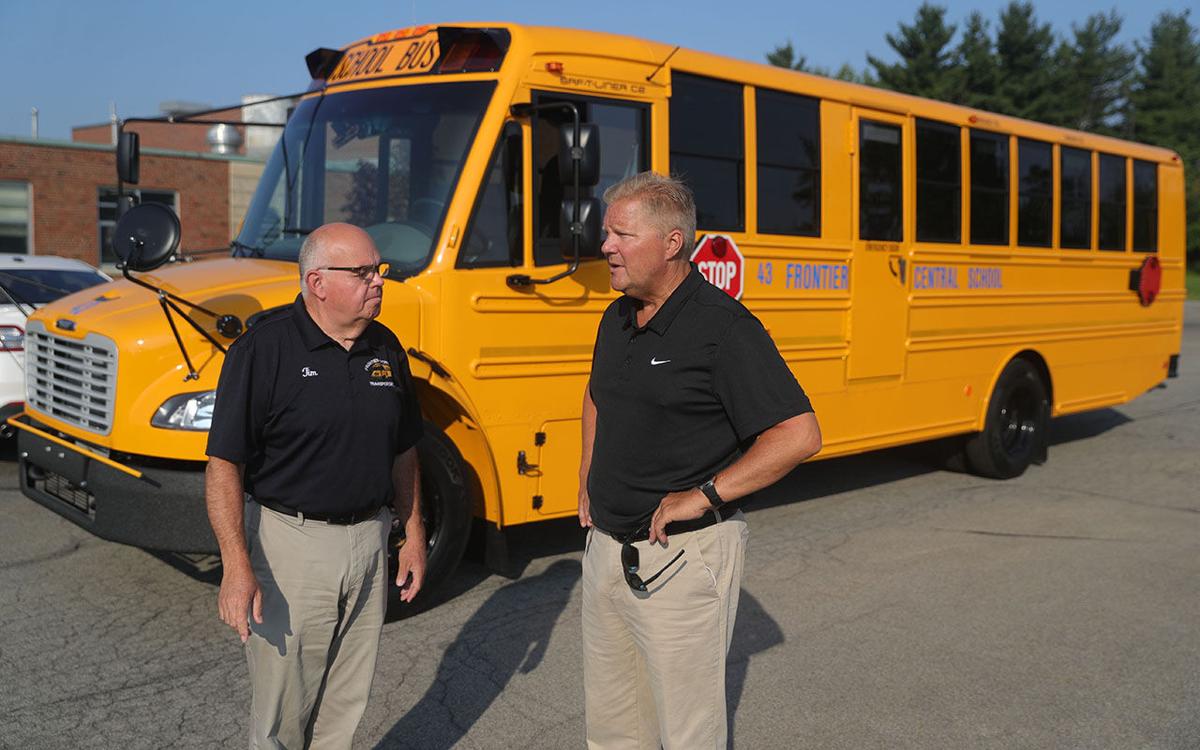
[120,241,243,380]
[506,102,583,288]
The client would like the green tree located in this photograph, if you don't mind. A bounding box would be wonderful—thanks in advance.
[993,2,1059,122]
[767,40,868,82]
[949,11,1000,110]
[867,3,957,99]
[1055,11,1135,133]
[766,41,812,72]
[1128,11,1200,265]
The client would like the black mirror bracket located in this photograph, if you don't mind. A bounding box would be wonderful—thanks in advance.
[506,101,595,288]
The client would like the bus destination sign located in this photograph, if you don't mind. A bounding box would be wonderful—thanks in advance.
[326,30,441,84]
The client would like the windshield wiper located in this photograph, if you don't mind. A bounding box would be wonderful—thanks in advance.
[231,239,264,258]
[0,276,37,318]
[280,227,318,236]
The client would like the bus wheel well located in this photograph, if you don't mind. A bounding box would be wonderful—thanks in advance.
[1013,349,1053,409]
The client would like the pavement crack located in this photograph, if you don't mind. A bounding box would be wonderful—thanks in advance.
[932,527,1135,542]
[0,538,88,570]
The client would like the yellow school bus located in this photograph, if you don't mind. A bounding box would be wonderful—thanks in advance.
[12,23,1186,598]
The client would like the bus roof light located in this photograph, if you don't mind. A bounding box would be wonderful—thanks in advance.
[436,28,508,73]
[546,61,564,74]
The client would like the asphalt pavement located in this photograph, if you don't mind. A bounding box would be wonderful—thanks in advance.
[2,303,1197,749]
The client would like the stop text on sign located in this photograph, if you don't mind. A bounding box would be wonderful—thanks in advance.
[690,234,745,300]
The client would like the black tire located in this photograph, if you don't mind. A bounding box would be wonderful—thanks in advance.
[965,358,1049,479]
[387,422,471,617]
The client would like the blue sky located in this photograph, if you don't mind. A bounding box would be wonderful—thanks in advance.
[0,0,1191,139]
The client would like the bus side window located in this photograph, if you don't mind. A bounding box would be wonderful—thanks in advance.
[1098,153,1127,251]
[532,95,649,266]
[670,73,745,232]
[1060,146,1092,250]
[459,122,523,268]
[859,120,903,242]
[1132,160,1157,252]
[1017,138,1053,247]
[915,118,961,244]
[757,88,820,237]
[970,130,1010,246]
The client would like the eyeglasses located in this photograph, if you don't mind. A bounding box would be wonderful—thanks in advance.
[318,262,390,282]
[621,522,684,592]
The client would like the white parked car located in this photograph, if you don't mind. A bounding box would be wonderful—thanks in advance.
[0,254,111,436]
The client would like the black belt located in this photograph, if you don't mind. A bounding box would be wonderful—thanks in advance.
[256,497,384,525]
[614,502,742,543]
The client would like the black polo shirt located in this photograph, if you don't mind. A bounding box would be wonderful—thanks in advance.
[587,266,813,536]
[206,294,423,515]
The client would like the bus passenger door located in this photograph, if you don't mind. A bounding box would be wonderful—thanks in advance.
[848,109,910,382]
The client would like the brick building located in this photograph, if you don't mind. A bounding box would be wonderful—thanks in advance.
[0,96,286,268]
[0,136,264,268]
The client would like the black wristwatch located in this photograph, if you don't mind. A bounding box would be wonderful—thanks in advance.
[698,477,723,508]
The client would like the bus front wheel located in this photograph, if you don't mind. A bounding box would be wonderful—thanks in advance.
[965,358,1049,479]
[387,423,471,617]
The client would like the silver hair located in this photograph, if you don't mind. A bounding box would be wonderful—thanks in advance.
[602,171,698,257]
[298,232,322,294]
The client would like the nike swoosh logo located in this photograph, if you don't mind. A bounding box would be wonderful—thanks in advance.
[650,358,671,366]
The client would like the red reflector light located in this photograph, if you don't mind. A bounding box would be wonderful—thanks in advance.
[545,61,564,74]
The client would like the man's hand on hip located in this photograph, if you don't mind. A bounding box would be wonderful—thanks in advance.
[218,564,262,643]
[649,488,710,545]
[395,530,427,603]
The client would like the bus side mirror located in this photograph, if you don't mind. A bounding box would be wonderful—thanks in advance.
[560,198,602,259]
[557,123,600,187]
[112,202,180,271]
[117,131,140,185]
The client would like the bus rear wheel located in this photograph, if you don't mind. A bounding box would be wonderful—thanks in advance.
[387,423,471,617]
[965,358,1049,479]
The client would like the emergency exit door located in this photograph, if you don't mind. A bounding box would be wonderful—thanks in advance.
[848,109,910,381]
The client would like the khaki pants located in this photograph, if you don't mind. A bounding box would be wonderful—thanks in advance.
[243,502,391,750]
[582,511,748,750]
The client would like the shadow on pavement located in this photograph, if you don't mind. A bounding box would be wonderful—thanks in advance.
[727,590,785,747]
[373,558,581,750]
[1048,408,1132,446]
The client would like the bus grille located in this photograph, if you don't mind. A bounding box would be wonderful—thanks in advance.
[25,321,118,435]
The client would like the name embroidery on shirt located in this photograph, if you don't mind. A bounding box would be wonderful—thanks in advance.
[301,366,319,378]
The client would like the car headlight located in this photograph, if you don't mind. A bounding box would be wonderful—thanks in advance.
[152,391,216,431]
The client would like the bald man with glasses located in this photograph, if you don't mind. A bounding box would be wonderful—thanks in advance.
[205,223,426,749]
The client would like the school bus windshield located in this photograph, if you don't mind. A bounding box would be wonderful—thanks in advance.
[235,80,496,275]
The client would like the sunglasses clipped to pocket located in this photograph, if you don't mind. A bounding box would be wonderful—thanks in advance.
[620,522,684,592]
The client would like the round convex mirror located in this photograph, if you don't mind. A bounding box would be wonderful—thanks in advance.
[112,202,181,271]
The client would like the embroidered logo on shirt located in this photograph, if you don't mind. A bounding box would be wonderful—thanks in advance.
[365,358,395,387]
[301,366,319,378]
[650,357,672,366]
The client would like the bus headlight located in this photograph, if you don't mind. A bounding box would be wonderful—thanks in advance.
[152,391,216,431]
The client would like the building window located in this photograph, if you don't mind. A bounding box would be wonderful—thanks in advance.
[99,188,178,263]
[1017,139,1053,247]
[1098,154,1127,251]
[969,130,1009,246]
[0,181,31,253]
[1132,160,1157,252]
[1060,147,1092,250]
[915,119,961,243]
[671,73,744,232]
[756,88,820,236]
